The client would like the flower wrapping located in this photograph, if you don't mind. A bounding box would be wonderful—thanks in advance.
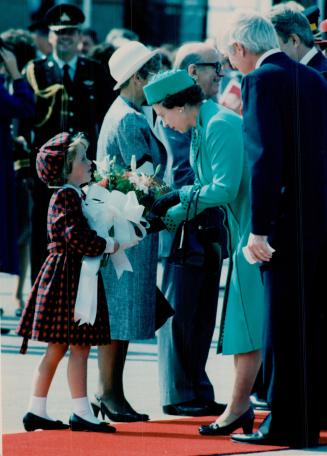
[74,183,147,326]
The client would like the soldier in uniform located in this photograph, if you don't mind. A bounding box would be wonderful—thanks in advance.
[26,3,111,281]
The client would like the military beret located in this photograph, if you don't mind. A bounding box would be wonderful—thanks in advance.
[45,3,85,31]
[143,69,195,105]
[36,132,72,185]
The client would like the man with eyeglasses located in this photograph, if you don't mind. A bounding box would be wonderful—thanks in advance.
[25,3,110,282]
[155,42,228,417]
[175,42,223,100]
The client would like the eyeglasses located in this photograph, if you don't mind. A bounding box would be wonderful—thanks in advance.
[195,62,222,74]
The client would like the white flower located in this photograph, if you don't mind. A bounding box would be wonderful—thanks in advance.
[128,172,151,194]
[130,154,137,172]
[93,155,116,178]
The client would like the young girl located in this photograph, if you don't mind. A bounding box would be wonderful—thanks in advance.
[17,132,117,433]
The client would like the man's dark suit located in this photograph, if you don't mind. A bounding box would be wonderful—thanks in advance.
[308,49,327,78]
[242,51,327,447]
[26,55,111,280]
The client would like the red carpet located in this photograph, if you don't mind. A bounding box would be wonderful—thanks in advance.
[3,413,327,456]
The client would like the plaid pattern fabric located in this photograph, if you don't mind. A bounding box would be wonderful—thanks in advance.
[17,187,110,347]
[36,132,72,185]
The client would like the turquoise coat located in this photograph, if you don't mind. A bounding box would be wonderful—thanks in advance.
[164,100,264,355]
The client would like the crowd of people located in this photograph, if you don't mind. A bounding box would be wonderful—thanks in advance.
[1,0,327,449]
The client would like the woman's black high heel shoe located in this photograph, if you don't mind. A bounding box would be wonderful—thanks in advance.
[23,412,69,431]
[198,407,254,436]
[91,402,101,418]
[92,396,149,422]
[69,414,116,433]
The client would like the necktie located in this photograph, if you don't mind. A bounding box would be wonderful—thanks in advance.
[63,64,73,93]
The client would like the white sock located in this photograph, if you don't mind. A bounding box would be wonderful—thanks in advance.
[28,396,54,421]
[72,397,100,424]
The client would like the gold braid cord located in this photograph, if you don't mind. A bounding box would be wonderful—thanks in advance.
[26,62,68,127]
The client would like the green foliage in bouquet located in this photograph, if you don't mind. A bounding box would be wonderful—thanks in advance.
[93,155,170,214]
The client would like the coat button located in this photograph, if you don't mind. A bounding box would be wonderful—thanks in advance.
[69,112,74,117]
[69,96,74,101]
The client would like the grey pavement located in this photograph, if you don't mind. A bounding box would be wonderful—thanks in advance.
[1,269,326,455]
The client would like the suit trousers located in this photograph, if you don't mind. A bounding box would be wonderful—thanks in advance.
[261,245,325,447]
[158,259,221,406]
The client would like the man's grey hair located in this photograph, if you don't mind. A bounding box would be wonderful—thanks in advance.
[221,10,279,55]
[268,5,314,48]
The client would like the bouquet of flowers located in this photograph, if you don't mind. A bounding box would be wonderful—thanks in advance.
[75,155,169,326]
[93,154,170,215]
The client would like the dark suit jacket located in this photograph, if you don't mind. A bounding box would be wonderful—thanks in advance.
[308,49,327,79]
[241,51,327,251]
[26,54,111,158]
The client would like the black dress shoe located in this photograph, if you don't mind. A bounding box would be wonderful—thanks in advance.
[23,412,69,431]
[69,414,116,433]
[91,397,149,423]
[231,430,283,445]
[231,429,319,448]
[199,407,254,436]
[162,399,226,417]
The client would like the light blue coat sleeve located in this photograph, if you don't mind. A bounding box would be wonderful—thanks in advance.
[163,115,244,232]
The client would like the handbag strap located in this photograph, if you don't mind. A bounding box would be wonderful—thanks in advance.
[186,186,200,221]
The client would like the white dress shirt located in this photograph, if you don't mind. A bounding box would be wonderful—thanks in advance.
[255,48,281,69]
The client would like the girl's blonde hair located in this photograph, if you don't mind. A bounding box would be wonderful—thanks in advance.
[61,132,89,182]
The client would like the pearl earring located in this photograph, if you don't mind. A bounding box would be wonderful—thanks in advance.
[179,108,184,113]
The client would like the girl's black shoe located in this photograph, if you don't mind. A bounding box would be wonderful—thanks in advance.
[198,407,254,436]
[69,414,116,433]
[23,412,69,431]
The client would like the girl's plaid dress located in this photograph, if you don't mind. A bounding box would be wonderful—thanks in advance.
[17,187,111,352]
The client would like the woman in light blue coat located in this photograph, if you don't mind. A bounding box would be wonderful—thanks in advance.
[144,70,264,437]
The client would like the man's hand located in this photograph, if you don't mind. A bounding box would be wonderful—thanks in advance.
[0,48,21,80]
[245,233,275,263]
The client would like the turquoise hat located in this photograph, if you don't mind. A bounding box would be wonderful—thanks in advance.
[144,69,195,105]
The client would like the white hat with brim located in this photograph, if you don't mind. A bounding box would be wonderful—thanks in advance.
[109,41,158,90]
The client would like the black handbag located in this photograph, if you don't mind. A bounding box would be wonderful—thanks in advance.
[168,187,228,270]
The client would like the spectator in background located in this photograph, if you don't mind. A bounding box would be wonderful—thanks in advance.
[105,27,139,49]
[78,27,98,56]
[89,41,116,108]
[319,19,327,57]
[28,19,52,57]
[269,4,327,78]
[157,48,173,71]
[0,44,35,305]
[0,29,37,316]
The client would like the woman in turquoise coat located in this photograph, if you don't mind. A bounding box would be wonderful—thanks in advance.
[144,70,264,437]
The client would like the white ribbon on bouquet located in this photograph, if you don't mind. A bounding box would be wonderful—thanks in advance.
[74,183,147,325]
